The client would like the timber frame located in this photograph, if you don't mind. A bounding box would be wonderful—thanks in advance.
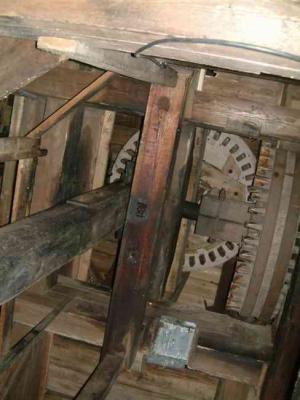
[0,2,299,400]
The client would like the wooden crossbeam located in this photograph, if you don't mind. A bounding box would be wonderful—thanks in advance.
[38,37,177,87]
[0,183,129,304]
[0,137,46,161]
[24,66,300,143]
[0,37,63,99]
[0,1,299,79]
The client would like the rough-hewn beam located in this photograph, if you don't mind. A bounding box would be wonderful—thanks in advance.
[0,1,299,79]
[101,71,191,374]
[0,183,129,304]
[0,37,63,99]
[24,66,300,142]
[38,37,177,87]
[0,138,45,161]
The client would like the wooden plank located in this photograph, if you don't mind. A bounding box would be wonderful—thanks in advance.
[0,183,130,304]
[27,71,115,139]
[189,346,262,386]
[67,108,116,281]
[0,95,46,225]
[148,123,195,300]
[0,137,45,161]
[46,334,217,400]
[24,64,300,142]
[0,1,300,78]
[38,37,177,86]
[0,332,52,400]
[214,380,253,400]
[14,277,273,361]
[101,71,191,370]
[0,37,63,99]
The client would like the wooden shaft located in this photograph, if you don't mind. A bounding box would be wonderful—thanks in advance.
[27,71,114,139]
[0,183,129,304]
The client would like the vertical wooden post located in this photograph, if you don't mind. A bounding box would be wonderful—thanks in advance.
[68,108,116,281]
[0,94,46,356]
[102,70,191,366]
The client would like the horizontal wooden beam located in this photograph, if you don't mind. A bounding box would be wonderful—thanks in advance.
[15,276,273,362]
[0,37,63,99]
[0,183,129,304]
[188,346,262,386]
[38,37,177,87]
[0,1,299,79]
[24,66,300,143]
[0,137,46,161]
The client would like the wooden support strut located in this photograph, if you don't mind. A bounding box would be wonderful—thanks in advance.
[11,71,115,223]
[78,70,192,399]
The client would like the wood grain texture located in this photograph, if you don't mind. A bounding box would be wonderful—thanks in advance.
[0,1,300,78]
[0,37,62,99]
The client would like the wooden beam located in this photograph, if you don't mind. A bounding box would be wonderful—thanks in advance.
[101,71,191,373]
[38,37,177,86]
[0,183,129,304]
[14,276,273,361]
[0,1,300,79]
[0,37,63,99]
[189,346,262,386]
[24,66,300,142]
[0,137,46,161]
[26,71,115,139]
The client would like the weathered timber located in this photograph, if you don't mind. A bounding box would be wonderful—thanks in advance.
[101,71,191,372]
[0,183,129,304]
[66,108,116,281]
[0,37,63,99]
[76,353,124,399]
[148,123,195,300]
[189,347,262,386]
[261,252,300,399]
[26,71,115,139]
[14,276,273,361]
[0,1,300,78]
[0,137,45,161]
[24,65,300,142]
[0,95,46,226]
[38,37,177,86]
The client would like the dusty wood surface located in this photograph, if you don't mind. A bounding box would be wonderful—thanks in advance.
[67,109,116,281]
[24,65,300,142]
[0,332,51,400]
[148,124,195,300]
[0,1,300,78]
[189,346,262,386]
[0,183,129,304]
[38,37,177,87]
[0,137,45,161]
[14,276,273,361]
[27,71,115,139]
[102,72,191,371]
[43,335,217,399]
[0,37,62,99]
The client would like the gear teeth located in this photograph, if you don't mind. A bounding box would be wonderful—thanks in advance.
[245,222,263,231]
